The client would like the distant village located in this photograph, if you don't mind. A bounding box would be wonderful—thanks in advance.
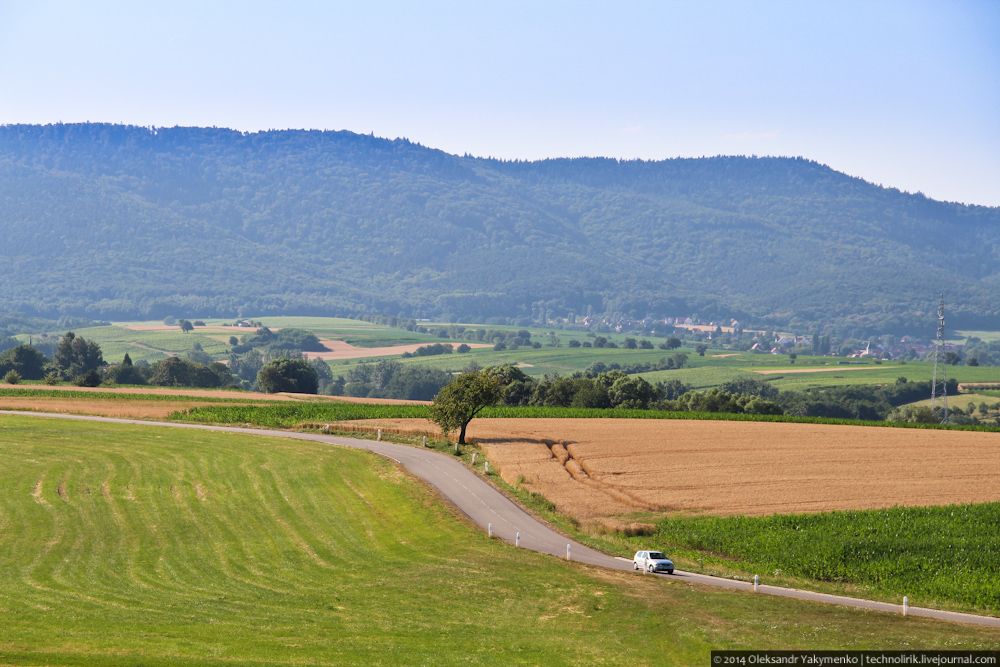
[560,314,956,361]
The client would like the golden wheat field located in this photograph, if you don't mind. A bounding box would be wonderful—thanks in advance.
[340,418,1000,523]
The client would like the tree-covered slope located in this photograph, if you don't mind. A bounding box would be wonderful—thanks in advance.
[1,123,997,333]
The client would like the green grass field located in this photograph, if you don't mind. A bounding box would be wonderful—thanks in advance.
[0,416,997,665]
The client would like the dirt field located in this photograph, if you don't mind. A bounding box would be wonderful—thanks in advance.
[335,418,1000,523]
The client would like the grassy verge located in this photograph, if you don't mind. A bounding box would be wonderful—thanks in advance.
[174,401,1000,432]
[5,416,998,664]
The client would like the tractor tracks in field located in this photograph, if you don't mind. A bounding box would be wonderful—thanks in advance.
[543,440,661,513]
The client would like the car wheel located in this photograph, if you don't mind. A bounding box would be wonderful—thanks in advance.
[633,562,639,570]
[667,569,674,575]
[647,564,654,573]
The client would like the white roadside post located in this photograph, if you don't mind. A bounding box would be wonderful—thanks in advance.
[455,441,460,455]
[515,530,520,548]
[471,452,478,466]
[753,575,760,592]
[903,596,909,616]
[376,428,382,441]
[487,522,493,538]
[566,544,571,561]
[484,461,490,474]
[422,435,427,447]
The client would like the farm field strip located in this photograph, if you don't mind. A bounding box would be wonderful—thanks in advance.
[0,384,296,401]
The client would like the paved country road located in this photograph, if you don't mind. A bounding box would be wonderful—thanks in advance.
[3,410,999,629]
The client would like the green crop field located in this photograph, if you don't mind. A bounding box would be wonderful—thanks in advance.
[608,505,1000,615]
[4,417,997,664]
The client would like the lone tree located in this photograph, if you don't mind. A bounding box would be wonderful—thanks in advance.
[429,368,502,445]
[256,358,319,394]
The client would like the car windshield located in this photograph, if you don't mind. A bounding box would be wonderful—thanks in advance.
[648,552,666,559]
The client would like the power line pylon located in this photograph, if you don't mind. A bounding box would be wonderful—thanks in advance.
[930,294,948,423]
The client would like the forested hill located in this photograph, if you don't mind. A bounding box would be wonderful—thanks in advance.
[2,123,998,334]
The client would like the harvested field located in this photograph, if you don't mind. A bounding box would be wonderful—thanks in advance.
[304,339,492,361]
[337,418,1000,524]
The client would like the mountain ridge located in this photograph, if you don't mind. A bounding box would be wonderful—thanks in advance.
[2,123,997,334]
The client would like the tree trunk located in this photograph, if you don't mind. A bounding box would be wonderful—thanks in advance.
[458,421,468,444]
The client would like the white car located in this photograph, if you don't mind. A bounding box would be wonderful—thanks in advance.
[633,550,674,574]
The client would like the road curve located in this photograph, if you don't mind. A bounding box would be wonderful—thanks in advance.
[3,410,999,629]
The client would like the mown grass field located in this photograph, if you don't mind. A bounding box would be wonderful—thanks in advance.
[5,416,998,664]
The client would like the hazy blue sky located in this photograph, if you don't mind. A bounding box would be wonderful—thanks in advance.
[1,0,997,205]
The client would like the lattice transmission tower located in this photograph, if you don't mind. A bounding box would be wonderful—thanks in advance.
[930,295,949,422]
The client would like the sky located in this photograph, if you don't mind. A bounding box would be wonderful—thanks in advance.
[1,0,997,206]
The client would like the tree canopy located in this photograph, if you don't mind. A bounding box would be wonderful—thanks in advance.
[256,358,319,394]
[429,369,503,444]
